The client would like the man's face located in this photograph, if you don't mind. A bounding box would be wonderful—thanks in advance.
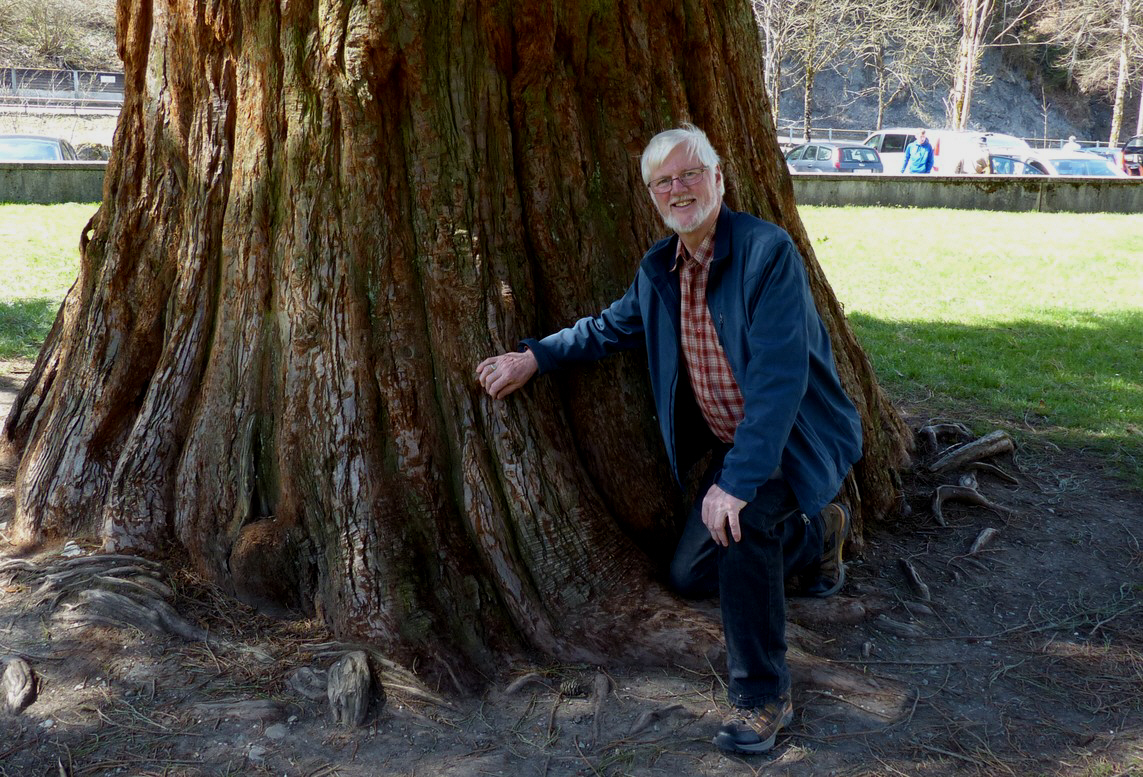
[648,144,723,238]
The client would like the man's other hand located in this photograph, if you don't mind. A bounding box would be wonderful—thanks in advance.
[477,350,539,399]
[702,483,749,546]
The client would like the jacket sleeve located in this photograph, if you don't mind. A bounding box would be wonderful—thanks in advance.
[716,238,811,503]
[900,144,911,172]
[521,275,647,374]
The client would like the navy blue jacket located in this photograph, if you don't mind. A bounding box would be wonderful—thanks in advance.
[522,205,862,515]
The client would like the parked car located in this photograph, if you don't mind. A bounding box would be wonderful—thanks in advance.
[986,154,1046,175]
[1084,146,1128,174]
[0,134,79,161]
[861,128,923,173]
[785,142,883,173]
[1120,134,1143,176]
[1023,149,1130,177]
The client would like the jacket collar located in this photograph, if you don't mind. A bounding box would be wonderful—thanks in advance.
[642,203,733,282]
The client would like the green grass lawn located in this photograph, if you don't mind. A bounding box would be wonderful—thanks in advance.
[0,203,95,359]
[801,206,1143,482]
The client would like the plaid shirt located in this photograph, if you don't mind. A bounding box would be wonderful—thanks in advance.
[675,225,745,444]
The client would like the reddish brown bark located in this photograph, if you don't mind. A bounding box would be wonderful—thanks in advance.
[4,0,909,679]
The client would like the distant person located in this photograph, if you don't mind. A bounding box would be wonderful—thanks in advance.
[971,135,990,174]
[901,129,934,174]
[1063,135,1081,151]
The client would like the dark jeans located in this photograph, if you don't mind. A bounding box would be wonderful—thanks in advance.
[669,455,823,708]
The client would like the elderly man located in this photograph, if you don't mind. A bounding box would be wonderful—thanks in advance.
[477,124,862,754]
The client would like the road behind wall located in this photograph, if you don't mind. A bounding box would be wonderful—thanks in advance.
[0,111,118,148]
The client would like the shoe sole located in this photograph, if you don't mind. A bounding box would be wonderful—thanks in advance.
[808,503,849,599]
[712,710,794,754]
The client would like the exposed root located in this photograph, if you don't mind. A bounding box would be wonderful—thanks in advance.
[918,422,972,452]
[588,672,611,749]
[627,703,687,737]
[968,527,1000,556]
[2,656,36,712]
[966,461,1019,484]
[898,558,932,601]
[928,430,1014,474]
[931,484,1011,526]
[307,641,453,709]
[327,650,376,727]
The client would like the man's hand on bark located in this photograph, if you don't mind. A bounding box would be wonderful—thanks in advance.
[477,350,538,399]
[702,482,748,546]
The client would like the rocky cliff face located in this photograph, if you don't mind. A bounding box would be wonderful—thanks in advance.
[778,48,1117,146]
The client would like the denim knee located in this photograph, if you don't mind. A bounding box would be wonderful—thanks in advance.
[669,554,717,599]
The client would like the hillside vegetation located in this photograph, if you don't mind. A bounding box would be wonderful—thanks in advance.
[0,0,117,71]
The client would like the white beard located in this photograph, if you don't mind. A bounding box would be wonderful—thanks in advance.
[659,190,720,236]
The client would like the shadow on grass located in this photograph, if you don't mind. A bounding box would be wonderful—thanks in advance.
[0,297,59,361]
[848,310,1143,475]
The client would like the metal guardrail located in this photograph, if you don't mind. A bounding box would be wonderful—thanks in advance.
[0,68,124,114]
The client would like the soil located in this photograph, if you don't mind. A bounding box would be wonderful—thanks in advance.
[1,357,1140,777]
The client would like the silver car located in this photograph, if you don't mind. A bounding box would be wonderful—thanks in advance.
[785,142,883,173]
[0,134,79,162]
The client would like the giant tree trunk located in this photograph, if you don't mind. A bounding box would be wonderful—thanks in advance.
[4,0,910,679]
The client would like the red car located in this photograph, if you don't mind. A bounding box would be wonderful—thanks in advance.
[1121,135,1143,176]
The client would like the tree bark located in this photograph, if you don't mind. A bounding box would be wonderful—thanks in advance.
[4,0,910,680]
[1107,0,1131,145]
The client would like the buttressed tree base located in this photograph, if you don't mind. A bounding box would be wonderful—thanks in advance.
[3,0,910,682]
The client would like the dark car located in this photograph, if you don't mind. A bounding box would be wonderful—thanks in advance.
[1120,134,1142,176]
[0,134,79,162]
[785,142,883,174]
[987,154,1046,175]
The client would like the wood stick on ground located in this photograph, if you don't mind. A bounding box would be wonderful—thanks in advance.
[327,650,374,727]
[588,672,611,750]
[929,430,1014,474]
[898,559,932,601]
[968,528,1000,556]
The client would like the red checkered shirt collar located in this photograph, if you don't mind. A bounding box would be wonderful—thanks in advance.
[674,224,745,444]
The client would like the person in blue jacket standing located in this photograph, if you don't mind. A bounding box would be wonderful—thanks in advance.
[477,124,863,756]
[901,129,935,173]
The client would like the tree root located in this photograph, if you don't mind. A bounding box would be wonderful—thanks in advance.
[928,430,1014,474]
[327,650,376,727]
[918,422,972,452]
[899,558,932,601]
[2,657,36,713]
[931,484,1011,526]
[307,641,453,709]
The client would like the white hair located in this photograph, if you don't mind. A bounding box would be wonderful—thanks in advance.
[641,124,725,196]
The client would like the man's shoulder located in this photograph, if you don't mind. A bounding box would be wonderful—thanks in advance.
[723,208,793,247]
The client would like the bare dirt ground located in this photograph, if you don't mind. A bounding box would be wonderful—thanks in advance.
[1,357,1141,777]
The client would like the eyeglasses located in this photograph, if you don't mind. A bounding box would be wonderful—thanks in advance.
[647,166,708,194]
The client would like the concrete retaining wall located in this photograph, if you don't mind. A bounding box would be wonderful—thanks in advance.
[2,163,1139,213]
[792,173,1141,214]
[0,162,107,204]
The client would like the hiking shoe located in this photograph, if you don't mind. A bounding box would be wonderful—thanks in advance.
[713,694,794,754]
[800,502,850,598]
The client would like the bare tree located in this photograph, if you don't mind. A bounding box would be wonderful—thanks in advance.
[785,0,863,140]
[752,0,798,127]
[1037,0,1142,144]
[850,0,959,130]
[947,0,1045,129]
